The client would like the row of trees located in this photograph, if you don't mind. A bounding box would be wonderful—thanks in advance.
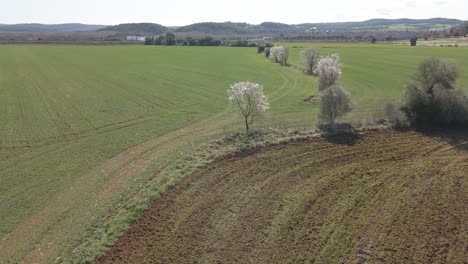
[144,34,256,47]
[231,46,467,134]
[144,33,176,45]
[229,50,354,133]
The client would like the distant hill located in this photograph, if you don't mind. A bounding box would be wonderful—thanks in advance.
[297,18,463,31]
[0,18,462,37]
[175,22,252,34]
[99,23,167,34]
[0,23,107,32]
[174,18,463,35]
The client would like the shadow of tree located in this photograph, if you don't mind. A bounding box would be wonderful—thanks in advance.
[319,123,362,146]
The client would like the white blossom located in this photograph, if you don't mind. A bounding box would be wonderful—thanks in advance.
[269,46,289,66]
[315,54,342,91]
[228,81,270,133]
[269,46,280,63]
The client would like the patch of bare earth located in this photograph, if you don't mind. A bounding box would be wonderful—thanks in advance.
[97,131,467,263]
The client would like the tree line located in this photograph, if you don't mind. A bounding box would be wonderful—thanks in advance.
[229,45,468,134]
[144,33,258,47]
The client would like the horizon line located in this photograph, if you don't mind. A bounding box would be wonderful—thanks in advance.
[0,17,465,27]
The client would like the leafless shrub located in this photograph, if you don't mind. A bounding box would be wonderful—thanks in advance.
[300,47,320,75]
[318,84,354,125]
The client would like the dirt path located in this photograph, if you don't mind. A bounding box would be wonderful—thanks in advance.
[97,131,467,264]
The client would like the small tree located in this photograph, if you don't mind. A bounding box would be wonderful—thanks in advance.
[269,46,288,65]
[315,54,342,91]
[410,37,417,46]
[300,47,320,75]
[165,33,176,46]
[228,81,270,133]
[154,35,165,45]
[401,57,468,128]
[318,84,354,125]
[277,46,289,66]
[269,46,280,63]
[415,57,459,95]
[144,36,155,45]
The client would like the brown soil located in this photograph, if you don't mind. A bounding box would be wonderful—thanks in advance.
[97,131,467,264]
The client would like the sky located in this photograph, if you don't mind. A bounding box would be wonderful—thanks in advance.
[1,0,467,26]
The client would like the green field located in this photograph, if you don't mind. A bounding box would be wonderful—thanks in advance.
[1,44,468,262]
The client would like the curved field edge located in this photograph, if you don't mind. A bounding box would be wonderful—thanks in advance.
[97,130,468,264]
[68,127,338,263]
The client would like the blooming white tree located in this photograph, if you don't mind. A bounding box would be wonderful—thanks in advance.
[228,81,270,133]
[269,46,289,66]
[277,46,289,66]
[269,46,280,63]
[300,47,320,75]
[318,84,354,125]
[315,54,342,91]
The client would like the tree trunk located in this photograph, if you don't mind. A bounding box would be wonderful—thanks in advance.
[245,116,249,134]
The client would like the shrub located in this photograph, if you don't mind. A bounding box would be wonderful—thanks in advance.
[300,47,320,75]
[154,35,165,45]
[269,46,280,63]
[144,37,155,45]
[230,40,249,47]
[382,102,408,128]
[318,84,354,125]
[269,46,289,65]
[165,33,176,46]
[315,54,342,91]
[277,46,289,65]
[401,58,468,128]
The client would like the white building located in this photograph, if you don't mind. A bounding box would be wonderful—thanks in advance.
[127,36,146,42]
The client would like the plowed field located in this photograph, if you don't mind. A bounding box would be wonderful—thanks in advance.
[98,131,467,263]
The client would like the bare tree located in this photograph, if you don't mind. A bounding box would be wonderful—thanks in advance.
[415,57,459,96]
[300,47,320,75]
[228,81,270,133]
[318,84,354,125]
